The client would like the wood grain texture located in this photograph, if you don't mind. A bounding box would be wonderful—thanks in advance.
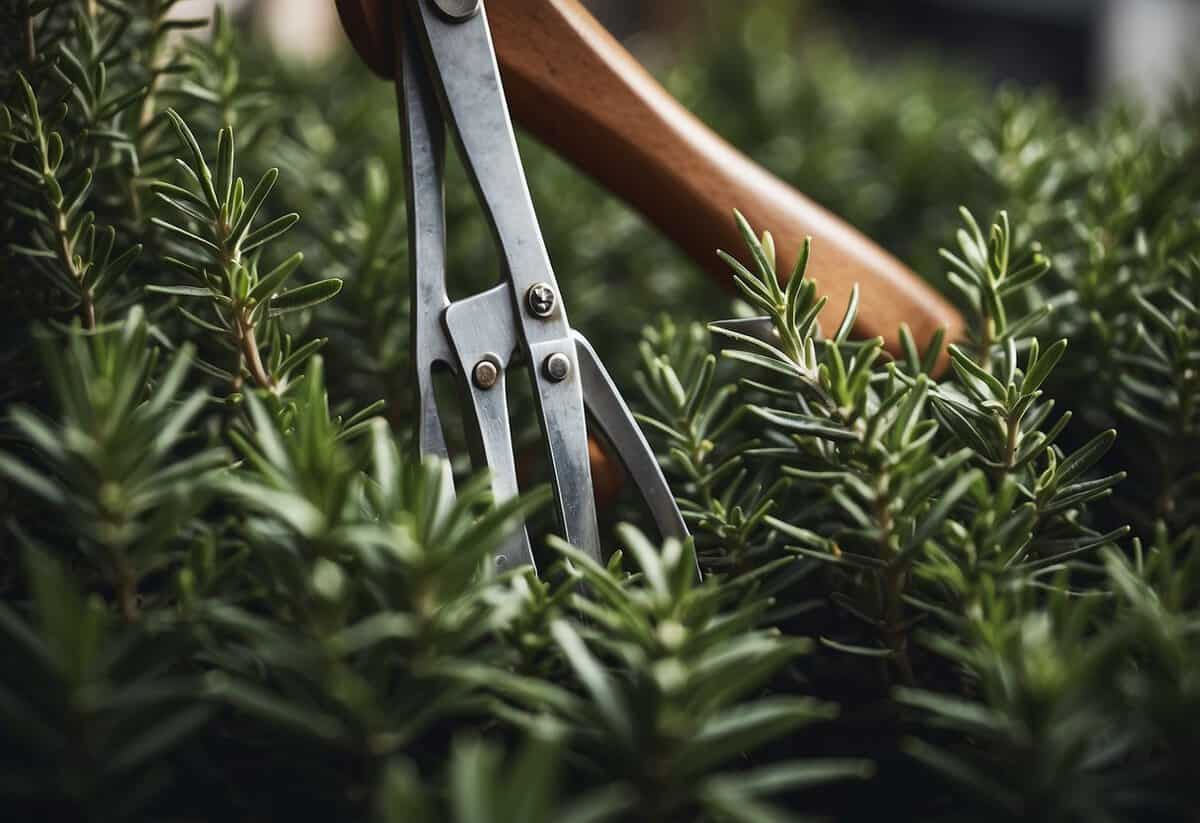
[335,0,965,361]
[335,0,395,77]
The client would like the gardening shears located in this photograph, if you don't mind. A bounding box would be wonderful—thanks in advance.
[334,0,965,570]
[342,0,687,570]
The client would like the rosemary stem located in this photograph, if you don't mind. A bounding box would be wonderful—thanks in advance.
[22,1,37,63]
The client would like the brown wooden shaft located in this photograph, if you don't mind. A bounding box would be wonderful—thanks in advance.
[334,0,965,360]
[487,0,961,357]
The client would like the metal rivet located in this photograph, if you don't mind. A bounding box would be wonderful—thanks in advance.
[430,0,480,22]
[526,282,556,318]
[544,352,570,382]
[473,354,501,390]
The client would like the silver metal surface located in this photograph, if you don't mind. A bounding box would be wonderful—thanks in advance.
[406,1,566,344]
[444,286,533,569]
[526,282,556,318]
[573,333,692,549]
[526,337,600,553]
[429,0,480,22]
[393,0,692,574]
[398,9,453,460]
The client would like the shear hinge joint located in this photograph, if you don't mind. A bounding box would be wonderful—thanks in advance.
[429,0,480,23]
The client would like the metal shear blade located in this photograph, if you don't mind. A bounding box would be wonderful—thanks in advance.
[396,0,688,572]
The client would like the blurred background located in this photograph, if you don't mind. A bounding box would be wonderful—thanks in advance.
[151,0,1200,447]
[174,0,1200,111]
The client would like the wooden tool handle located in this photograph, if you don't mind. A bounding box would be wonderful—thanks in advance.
[335,0,964,359]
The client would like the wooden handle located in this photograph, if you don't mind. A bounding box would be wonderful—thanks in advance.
[335,0,964,360]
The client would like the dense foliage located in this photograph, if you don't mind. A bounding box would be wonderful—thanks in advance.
[1,1,1197,820]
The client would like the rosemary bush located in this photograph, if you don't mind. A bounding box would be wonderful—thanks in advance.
[1,2,1197,821]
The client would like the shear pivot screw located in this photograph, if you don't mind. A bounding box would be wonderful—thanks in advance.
[544,352,571,382]
[473,354,501,390]
[526,282,556,318]
[430,0,481,22]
